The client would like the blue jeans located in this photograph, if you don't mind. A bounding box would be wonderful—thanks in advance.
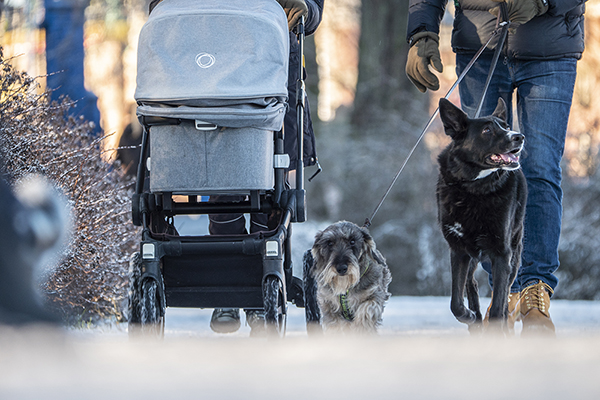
[455,54,577,294]
[208,195,269,235]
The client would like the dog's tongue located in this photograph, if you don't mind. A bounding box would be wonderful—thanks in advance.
[503,152,519,163]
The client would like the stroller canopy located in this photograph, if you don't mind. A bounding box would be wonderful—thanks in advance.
[135,0,290,130]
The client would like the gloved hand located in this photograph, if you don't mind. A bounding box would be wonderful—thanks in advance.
[276,0,308,30]
[405,32,443,93]
[489,0,549,28]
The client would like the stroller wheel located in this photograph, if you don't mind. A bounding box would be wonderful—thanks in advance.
[140,279,165,337]
[128,252,142,326]
[263,275,286,337]
[128,251,165,337]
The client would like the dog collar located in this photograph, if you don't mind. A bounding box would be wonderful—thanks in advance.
[340,292,354,321]
[338,262,371,322]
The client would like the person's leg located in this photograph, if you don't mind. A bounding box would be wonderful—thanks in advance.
[512,58,577,292]
[208,195,271,335]
[456,53,514,124]
[250,213,269,233]
[208,195,246,235]
[208,195,246,333]
[512,58,577,335]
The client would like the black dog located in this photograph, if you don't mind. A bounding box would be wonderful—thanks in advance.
[437,97,527,332]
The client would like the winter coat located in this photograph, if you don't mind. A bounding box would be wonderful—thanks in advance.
[285,0,324,168]
[406,0,586,60]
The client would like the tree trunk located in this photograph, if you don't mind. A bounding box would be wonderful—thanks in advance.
[351,0,427,127]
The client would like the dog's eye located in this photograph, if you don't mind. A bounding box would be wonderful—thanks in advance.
[350,239,355,246]
[482,127,491,134]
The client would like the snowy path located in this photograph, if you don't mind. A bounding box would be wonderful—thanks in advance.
[2,296,600,400]
[3,219,598,398]
[162,295,600,338]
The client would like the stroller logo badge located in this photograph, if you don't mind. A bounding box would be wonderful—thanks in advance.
[195,52,216,69]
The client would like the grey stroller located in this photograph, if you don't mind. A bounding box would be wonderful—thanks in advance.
[128,0,308,336]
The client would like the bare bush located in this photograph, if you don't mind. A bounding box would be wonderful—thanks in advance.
[557,173,600,300]
[0,48,139,324]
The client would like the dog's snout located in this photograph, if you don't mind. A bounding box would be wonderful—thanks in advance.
[336,264,348,275]
[511,132,524,143]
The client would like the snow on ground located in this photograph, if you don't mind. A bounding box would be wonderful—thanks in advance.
[160,295,600,339]
[1,296,600,400]
[2,218,599,399]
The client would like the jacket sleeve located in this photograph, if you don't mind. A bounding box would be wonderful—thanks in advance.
[546,0,586,16]
[305,0,324,36]
[406,0,448,42]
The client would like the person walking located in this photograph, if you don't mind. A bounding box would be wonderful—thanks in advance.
[208,0,324,335]
[405,0,586,335]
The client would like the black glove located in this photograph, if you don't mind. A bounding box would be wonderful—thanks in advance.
[149,0,162,14]
[276,0,308,30]
[405,32,443,93]
[490,0,549,28]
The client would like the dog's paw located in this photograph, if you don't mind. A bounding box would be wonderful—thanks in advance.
[306,321,323,336]
[468,321,484,335]
[483,318,512,337]
[454,308,477,325]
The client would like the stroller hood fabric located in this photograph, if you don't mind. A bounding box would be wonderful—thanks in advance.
[135,0,289,131]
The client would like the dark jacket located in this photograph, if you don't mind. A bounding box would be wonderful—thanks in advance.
[407,0,586,60]
[285,0,324,168]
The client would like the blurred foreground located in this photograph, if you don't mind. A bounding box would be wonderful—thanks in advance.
[1,296,599,399]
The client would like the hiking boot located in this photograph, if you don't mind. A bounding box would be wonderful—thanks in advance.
[210,308,241,333]
[520,280,555,337]
[245,309,266,338]
[483,291,521,331]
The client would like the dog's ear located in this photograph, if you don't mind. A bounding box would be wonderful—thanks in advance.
[313,229,324,248]
[311,230,324,260]
[360,226,386,265]
[439,98,468,140]
[492,97,508,122]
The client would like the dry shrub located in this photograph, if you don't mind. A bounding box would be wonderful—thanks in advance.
[0,48,139,324]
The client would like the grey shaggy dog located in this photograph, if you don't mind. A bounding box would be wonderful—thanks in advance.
[311,221,392,334]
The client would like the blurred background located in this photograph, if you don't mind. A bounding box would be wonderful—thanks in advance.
[1,0,599,324]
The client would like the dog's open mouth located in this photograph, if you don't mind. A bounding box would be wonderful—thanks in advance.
[488,149,521,166]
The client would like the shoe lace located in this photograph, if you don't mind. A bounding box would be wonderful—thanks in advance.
[521,281,553,316]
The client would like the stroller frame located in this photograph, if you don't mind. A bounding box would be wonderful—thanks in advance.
[128,18,308,337]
